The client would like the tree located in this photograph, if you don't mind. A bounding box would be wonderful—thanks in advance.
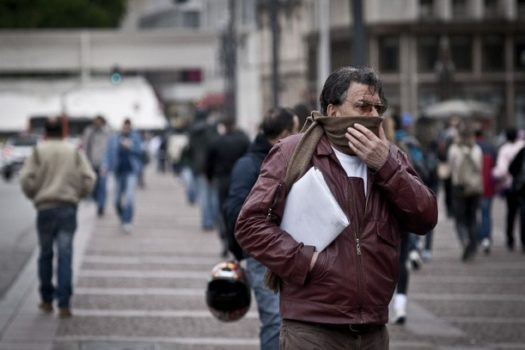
[0,0,126,28]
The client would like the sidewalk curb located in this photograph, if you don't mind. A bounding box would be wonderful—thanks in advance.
[0,201,96,350]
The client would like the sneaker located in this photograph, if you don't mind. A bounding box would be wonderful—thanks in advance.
[409,250,422,270]
[58,308,72,319]
[392,294,407,325]
[481,238,491,255]
[421,250,432,262]
[122,223,133,234]
[38,302,53,314]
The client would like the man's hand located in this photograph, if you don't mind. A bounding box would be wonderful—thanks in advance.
[345,122,390,171]
[309,251,319,271]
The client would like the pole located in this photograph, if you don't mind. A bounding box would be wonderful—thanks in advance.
[225,0,237,120]
[351,0,367,66]
[270,0,280,107]
[318,0,331,105]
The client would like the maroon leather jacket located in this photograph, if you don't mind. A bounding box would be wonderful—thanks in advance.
[235,134,437,325]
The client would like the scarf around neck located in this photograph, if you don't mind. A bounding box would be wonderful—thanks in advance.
[284,112,382,190]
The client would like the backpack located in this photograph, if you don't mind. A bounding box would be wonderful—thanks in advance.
[456,148,483,196]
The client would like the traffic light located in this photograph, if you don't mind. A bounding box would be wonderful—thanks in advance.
[110,66,122,85]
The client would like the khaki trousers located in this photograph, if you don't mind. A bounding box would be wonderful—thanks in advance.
[280,319,389,350]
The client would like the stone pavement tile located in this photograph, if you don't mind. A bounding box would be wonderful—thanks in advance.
[0,343,53,350]
[76,276,207,289]
[56,316,259,339]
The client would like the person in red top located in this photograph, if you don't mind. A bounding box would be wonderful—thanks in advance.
[475,128,497,254]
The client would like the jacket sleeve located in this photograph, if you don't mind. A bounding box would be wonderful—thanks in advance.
[223,156,258,260]
[77,150,96,198]
[373,144,438,235]
[235,143,315,286]
[19,149,39,199]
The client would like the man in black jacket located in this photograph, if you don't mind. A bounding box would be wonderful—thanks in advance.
[223,107,298,350]
[206,116,250,256]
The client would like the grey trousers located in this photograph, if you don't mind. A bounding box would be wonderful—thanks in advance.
[280,319,389,350]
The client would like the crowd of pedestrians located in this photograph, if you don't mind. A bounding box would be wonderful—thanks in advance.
[17,66,525,350]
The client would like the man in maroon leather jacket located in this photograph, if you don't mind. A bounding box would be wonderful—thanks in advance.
[235,67,438,349]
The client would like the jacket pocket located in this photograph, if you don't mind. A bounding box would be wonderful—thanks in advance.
[375,221,400,249]
[308,250,328,281]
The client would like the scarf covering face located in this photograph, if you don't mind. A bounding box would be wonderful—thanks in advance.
[301,112,383,155]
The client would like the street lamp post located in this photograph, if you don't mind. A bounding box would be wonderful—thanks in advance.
[270,0,280,108]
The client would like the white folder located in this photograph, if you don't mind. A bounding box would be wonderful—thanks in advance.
[280,167,350,252]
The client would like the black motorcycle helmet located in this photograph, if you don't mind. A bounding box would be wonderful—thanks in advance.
[206,261,251,322]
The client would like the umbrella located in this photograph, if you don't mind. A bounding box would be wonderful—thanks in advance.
[423,99,496,119]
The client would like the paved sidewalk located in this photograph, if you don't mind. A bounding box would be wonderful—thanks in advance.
[0,170,524,350]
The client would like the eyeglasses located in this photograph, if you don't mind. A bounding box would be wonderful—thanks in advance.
[345,99,387,116]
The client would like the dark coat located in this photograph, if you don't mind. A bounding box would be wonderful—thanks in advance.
[223,133,272,260]
[206,128,250,205]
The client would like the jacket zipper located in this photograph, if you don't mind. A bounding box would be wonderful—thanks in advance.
[266,183,284,222]
[352,180,369,324]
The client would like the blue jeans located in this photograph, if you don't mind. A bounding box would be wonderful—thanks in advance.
[478,197,492,242]
[245,257,281,350]
[196,175,218,230]
[36,206,77,308]
[180,166,197,205]
[115,172,137,224]
[92,167,107,212]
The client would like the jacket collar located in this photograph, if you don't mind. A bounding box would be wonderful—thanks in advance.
[316,134,334,156]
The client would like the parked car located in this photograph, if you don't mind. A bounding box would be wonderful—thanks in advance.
[1,134,38,181]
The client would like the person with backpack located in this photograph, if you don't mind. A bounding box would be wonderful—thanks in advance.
[235,67,437,349]
[223,107,299,350]
[448,124,483,262]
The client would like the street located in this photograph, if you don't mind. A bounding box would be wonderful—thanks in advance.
[0,169,524,350]
[0,177,36,298]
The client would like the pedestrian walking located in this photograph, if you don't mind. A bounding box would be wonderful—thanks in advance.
[81,115,111,217]
[507,142,525,253]
[492,128,525,251]
[223,107,299,350]
[206,116,250,257]
[20,117,96,318]
[235,66,438,349]
[105,118,144,234]
[448,124,483,262]
[187,109,219,231]
[475,128,497,254]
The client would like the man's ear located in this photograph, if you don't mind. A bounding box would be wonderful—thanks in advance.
[326,104,338,117]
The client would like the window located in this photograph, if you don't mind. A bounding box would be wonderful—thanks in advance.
[417,36,439,72]
[484,0,501,18]
[450,36,473,72]
[519,0,525,19]
[515,37,525,71]
[181,10,200,28]
[378,36,400,73]
[419,0,435,19]
[451,0,468,19]
[482,35,505,71]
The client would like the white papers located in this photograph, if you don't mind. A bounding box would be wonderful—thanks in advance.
[280,167,349,252]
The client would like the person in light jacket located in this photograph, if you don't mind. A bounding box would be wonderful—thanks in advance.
[20,117,95,318]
